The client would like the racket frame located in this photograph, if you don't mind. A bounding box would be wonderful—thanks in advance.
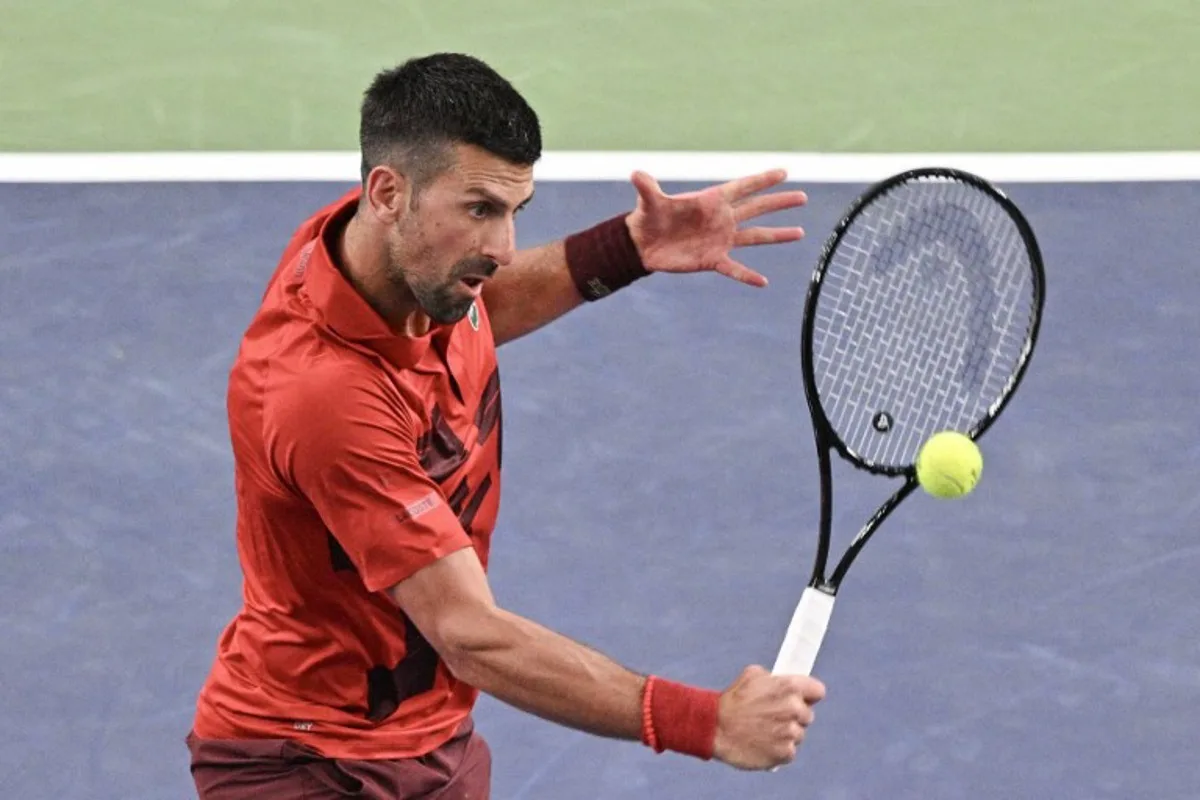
[773,167,1046,677]
[800,166,1046,591]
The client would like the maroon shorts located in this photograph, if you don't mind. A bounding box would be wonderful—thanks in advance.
[187,719,490,799]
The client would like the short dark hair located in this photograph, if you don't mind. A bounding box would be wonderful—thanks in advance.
[358,53,542,186]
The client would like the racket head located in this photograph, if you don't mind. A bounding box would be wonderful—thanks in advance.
[801,167,1045,477]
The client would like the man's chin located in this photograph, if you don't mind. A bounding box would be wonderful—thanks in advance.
[423,299,474,326]
[413,280,481,327]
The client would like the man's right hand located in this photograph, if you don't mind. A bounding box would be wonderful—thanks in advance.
[712,665,827,770]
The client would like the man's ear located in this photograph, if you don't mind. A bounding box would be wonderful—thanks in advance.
[363,164,412,224]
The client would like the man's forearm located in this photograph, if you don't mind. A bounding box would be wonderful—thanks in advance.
[444,605,645,740]
[482,241,586,347]
[483,214,650,347]
[391,548,722,760]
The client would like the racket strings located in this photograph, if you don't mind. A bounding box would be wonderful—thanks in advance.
[810,178,1038,469]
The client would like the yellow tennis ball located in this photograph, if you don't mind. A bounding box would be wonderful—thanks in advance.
[916,431,983,499]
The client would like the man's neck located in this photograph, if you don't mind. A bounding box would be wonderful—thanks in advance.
[336,210,431,337]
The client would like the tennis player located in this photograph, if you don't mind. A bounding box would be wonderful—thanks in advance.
[187,53,826,799]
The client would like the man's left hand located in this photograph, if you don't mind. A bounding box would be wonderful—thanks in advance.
[625,168,807,288]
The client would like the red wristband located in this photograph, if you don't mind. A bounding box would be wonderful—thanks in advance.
[640,676,660,751]
[563,213,649,301]
[644,676,720,760]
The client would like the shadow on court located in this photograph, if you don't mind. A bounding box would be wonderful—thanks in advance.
[1,180,1197,799]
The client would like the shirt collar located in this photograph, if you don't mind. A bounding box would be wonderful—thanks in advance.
[302,188,452,369]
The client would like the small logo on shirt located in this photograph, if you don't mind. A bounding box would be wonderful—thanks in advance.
[467,302,480,331]
[395,490,440,523]
[293,721,314,731]
[293,241,315,279]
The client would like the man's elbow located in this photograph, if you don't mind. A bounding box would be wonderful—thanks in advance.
[425,604,512,689]
[385,547,513,689]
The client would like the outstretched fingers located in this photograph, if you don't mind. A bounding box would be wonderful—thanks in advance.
[734,226,805,247]
[631,170,666,205]
[720,168,789,202]
[714,256,769,287]
[734,189,808,222]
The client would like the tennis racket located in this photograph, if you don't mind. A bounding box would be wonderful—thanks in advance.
[771,167,1046,678]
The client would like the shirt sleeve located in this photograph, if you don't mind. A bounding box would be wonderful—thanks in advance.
[265,362,472,593]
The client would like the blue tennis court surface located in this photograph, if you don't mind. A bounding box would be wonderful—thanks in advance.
[1,180,1197,799]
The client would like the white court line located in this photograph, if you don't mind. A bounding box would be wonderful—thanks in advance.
[1,151,1200,183]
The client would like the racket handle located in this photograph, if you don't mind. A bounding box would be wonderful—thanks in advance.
[771,586,835,676]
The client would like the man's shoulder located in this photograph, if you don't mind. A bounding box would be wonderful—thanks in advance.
[252,357,423,473]
[271,354,415,421]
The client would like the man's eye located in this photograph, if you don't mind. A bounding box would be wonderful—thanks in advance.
[469,203,491,218]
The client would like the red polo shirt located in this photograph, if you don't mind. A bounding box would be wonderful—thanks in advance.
[192,189,503,759]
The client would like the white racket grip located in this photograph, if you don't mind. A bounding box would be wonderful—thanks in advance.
[771,587,835,676]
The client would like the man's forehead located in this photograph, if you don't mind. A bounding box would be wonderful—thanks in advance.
[446,144,534,195]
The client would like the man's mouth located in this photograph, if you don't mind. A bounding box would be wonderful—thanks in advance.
[459,275,487,298]
[458,261,497,293]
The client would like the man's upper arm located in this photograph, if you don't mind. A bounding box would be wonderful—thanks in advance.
[265,364,473,593]
[385,546,499,672]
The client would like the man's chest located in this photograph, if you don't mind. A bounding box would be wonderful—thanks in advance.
[395,342,503,545]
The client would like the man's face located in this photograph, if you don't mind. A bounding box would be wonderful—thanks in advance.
[387,143,534,325]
